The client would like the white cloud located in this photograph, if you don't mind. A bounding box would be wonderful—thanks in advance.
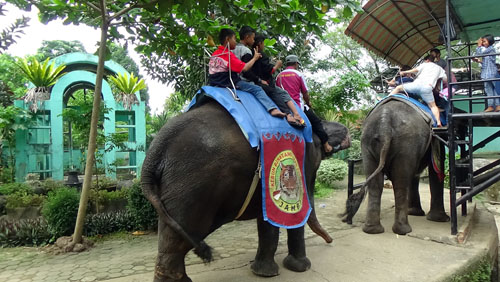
[0,3,172,115]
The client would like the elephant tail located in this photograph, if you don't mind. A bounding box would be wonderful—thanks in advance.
[141,175,213,263]
[340,137,391,223]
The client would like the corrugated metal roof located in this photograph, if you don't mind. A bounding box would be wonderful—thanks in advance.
[345,0,500,67]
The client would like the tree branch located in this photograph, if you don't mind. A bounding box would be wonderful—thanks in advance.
[87,2,101,14]
[109,0,161,22]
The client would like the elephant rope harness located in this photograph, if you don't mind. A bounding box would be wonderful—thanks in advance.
[235,157,261,219]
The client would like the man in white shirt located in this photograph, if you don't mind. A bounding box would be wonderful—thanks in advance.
[390,54,447,127]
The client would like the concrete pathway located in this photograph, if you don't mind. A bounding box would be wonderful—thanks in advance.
[0,177,497,282]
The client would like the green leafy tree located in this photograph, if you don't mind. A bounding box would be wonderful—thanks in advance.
[0,3,30,53]
[0,54,29,99]
[35,40,87,61]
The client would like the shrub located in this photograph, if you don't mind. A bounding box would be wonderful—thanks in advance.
[42,188,80,238]
[316,158,348,189]
[0,218,51,247]
[40,178,68,194]
[0,182,33,196]
[90,188,127,205]
[5,192,45,209]
[127,180,157,231]
[84,211,134,237]
[92,177,117,190]
[346,139,362,160]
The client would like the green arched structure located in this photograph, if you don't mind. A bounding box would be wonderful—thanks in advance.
[14,52,146,181]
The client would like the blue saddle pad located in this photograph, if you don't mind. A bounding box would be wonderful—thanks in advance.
[379,94,448,127]
[186,86,313,148]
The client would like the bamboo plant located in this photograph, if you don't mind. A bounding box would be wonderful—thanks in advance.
[16,57,66,112]
[108,72,145,110]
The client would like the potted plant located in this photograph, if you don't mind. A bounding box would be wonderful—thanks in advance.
[16,57,66,112]
[108,72,145,110]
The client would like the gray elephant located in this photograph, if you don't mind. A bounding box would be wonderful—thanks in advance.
[342,98,449,235]
[141,100,350,282]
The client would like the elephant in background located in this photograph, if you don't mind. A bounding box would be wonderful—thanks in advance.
[342,98,449,235]
[141,100,351,282]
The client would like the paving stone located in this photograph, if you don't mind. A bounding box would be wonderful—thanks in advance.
[81,276,97,281]
[132,265,146,271]
[108,272,122,278]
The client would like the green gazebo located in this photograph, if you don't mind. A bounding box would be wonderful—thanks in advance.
[14,52,146,181]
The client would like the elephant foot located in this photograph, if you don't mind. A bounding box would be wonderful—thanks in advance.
[426,211,450,222]
[392,222,412,235]
[408,207,425,216]
[283,254,311,272]
[362,223,384,234]
[154,268,191,282]
[251,259,279,277]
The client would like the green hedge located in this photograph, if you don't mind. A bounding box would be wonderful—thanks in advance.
[0,182,33,195]
[127,180,157,231]
[316,158,348,189]
[42,188,80,238]
[0,179,160,246]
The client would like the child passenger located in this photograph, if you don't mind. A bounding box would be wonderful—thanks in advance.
[208,28,286,118]
[475,35,499,112]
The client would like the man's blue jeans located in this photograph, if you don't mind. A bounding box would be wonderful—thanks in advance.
[236,80,277,112]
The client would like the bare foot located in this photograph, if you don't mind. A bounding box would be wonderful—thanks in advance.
[293,114,305,125]
[270,109,286,118]
[323,142,333,153]
[485,106,495,112]
[495,106,500,112]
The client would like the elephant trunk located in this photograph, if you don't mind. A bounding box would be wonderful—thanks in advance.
[307,208,333,243]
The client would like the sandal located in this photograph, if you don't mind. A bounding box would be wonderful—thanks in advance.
[286,114,305,128]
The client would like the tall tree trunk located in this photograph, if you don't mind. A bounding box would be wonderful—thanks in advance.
[72,1,109,244]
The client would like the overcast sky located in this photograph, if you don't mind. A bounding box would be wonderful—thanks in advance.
[0,3,171,115]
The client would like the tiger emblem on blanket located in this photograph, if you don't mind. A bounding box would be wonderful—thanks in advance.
[273,162,301,203]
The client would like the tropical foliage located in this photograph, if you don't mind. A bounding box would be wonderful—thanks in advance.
[15,57,66,112]
[0,3,30,53]
[6,0,362,245]
[108,72,146,110]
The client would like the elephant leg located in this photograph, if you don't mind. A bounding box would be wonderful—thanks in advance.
[391,175,412,235]
[408,176,425,216]
[427,143,450,222]
[154,220,192,282]
[251,216,280,277]
[283,227,311,272]
[362,169,385,234]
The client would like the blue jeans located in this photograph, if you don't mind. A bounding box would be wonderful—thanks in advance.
[484,81,500,107]
[236,80,277,112]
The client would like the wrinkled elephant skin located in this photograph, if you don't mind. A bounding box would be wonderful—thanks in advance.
[343,100,449,236]
[141,101,350,281]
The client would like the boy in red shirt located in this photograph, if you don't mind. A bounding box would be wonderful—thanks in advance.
[208,28,285,118]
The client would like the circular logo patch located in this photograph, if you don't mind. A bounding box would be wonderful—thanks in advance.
[268,150,303,214]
